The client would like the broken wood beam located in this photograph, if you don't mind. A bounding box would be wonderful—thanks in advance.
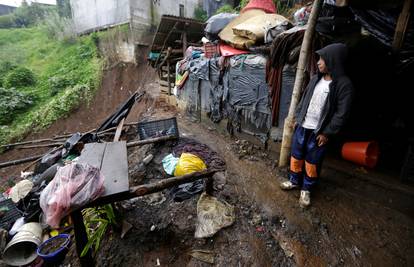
[18,143,64,149]
[0,154,44,169]
[131,169,220,196]
[126,135,177,148]
[392,0,412,51]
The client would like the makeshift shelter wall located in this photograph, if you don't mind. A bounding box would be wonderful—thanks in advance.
[177,55,272,143]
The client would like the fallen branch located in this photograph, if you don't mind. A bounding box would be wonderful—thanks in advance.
[0,154,44,169]
[131,169,220,196]
[18,143,64,149]
[126,135,177,148]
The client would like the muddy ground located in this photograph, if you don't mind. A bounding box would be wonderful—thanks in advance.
[1,63,413,266]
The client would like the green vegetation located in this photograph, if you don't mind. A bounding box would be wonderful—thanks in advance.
[215,0,293,16]
[215,4,238,15]
[194,6,208,22]
[81,205,118,257]
[0,26,102,145]
[0,1,54,28]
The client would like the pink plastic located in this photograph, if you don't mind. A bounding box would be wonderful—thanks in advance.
[40,163,105,228]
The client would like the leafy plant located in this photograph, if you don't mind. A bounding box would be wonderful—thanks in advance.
[4,67,36,88]
[0,61,17,86]
[48,75,71,96]
[81,205,118,257]
[40,11,76,43]
[0,87,33,124]
[215,4,237,15]
[194,6,208,22]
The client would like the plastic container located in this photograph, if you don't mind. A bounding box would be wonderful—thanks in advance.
[2,222,43,266]
[341,141,379,168]
[137,117,179,140]
[37,234,71,264]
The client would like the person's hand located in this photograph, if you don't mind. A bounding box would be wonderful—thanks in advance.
[316,134,328,146]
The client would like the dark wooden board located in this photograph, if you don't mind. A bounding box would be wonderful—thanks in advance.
[78,142,106,169]
[100,141,129,197]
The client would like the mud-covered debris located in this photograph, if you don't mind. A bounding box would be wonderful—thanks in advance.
[189,249,215,264]
[121,220,133,239]
[251,213,262,226]
[195,192,235,238]
[140,192,166,206]
[213,171,226,191]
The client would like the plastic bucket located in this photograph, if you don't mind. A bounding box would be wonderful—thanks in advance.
[37,234,71,264]
[341,141,379,168]
[2,222,43,266]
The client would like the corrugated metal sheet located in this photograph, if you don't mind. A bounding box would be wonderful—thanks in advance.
[150,15,205,53]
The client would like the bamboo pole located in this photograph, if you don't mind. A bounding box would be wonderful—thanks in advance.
[0,154,44,169]
[126,135,177,148]
[130,169,220,196]
[18,143,64,149]
[278,0,323,167]
[392,0,412,51]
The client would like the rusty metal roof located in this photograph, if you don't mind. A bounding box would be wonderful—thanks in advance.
[150,15,205,53]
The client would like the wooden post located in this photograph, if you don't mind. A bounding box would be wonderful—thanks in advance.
[182,23,189,55]
[131,169,220,196]
[278,0,323,167]
[126,135,177,148]
[113,118,125,142]
[71,210,94,267]
[392,0,412,51]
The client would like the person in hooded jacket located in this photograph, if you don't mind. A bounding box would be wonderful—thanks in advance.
[280,43,354,207]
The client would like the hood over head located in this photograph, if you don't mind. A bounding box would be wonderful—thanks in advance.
[316,43,348,79]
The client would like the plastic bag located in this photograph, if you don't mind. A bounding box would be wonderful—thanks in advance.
[162,154,179,175]
[39,163,105,228]
[294,5,312,26]
[205,13,238,40]
[195,192,235,238]
[174,153,207,177]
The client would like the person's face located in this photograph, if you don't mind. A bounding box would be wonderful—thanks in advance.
[317,57,329,74]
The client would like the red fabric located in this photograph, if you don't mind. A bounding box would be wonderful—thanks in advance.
[241,0,277,14]
[219,43,249,57]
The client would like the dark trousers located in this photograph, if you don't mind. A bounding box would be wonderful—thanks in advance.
[289,126,327,191]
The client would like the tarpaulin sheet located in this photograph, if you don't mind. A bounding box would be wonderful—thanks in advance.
[226,54,270,114]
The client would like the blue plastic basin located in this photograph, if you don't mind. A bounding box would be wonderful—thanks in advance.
[36,234,71,264]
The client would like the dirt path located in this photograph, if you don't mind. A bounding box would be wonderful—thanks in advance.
[1,64,413,266]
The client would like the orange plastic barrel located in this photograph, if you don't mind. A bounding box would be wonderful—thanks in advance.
[341,141,379,168]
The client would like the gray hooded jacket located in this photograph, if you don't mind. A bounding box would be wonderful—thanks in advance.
[295,43,354,136]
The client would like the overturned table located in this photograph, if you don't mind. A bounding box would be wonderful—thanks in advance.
[72,141,217,266]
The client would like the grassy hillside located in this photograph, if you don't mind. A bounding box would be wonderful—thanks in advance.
[0,27,102,146]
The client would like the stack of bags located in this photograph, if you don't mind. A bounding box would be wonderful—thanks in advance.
[215,0,290,50]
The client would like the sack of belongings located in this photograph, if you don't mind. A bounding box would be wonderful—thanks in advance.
[232,14,288,42]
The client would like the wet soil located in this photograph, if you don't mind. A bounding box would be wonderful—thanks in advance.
[39,236,68,255]
[1,63,413,266]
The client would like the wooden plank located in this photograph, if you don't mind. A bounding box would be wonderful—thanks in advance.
[100,141,129,198]
[77,143,106,169]
[113,118,125,142]
[393,0,413,50]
